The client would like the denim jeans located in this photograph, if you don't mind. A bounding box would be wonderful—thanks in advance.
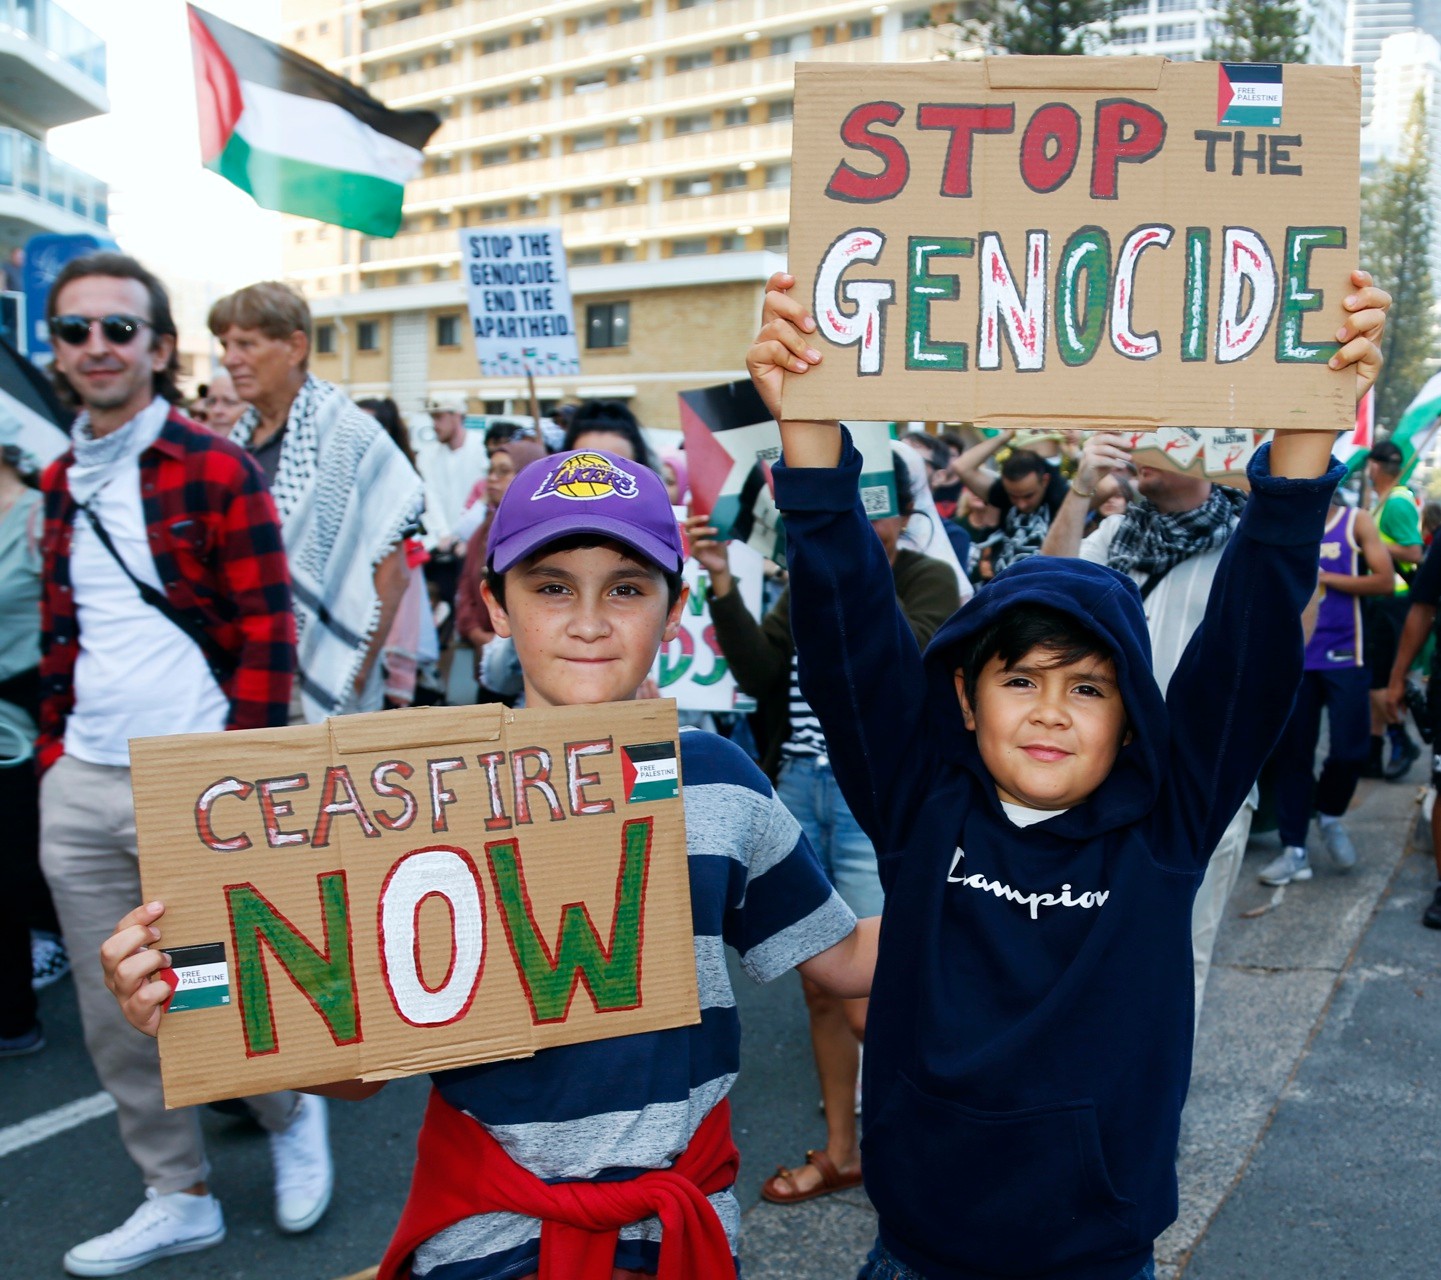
[855,1241,1156,1280]
[775,754,884,917]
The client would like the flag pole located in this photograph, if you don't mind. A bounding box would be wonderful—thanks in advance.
[526,366,541,436]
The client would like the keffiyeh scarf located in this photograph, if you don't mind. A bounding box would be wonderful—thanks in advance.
[1106,483,1247,578]
[232,376,423,720]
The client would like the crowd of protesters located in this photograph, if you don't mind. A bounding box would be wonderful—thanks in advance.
[2,249,1433,1280]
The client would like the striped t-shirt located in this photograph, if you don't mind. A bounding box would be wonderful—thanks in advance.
[782,651,828,758]
[414,728,857,1279]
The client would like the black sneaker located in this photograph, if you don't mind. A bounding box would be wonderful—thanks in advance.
[1424,886,1441,930]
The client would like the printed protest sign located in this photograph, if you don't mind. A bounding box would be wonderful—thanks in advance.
[1126,426,1263,490]
[654,538,765,713]
[680,379,897,561]
[784,57,1359,433]
[131,701,697,1107]
[460,225,581,377]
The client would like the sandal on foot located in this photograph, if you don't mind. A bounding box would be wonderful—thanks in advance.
[760,1149,862,1205]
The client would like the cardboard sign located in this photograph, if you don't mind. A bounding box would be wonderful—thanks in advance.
[1127,426,1263,490]
[784,58,1359,433]
[680,379,897,561]
[460,225,582,377]
[131,702,698,1107]
[655,542,765,713]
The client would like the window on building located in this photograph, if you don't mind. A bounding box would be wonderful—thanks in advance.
[771,33,802,56]
[1112,26,1146,44]
[673,112,712,135]
[767,99,793,122]
[723,105,749,127]
[395,269,418,286]
[818,23,838,45]
[480,147,509,167]
[1155,22,1195,39]
[723,43,751,62]
[519,83,543,102]
[430,154,453,175]
[613,184,639,203]
[519,141,542,160]
[901,8,932,29]
[480,91,509,110]
[570,189,604,209]
[586,301,630,348]
[572,130,606,152]
[616,63,642,83]
[518,198,541,216]
[433,211,451,229]
[671,237,709,257]
[717,233,745,252]
[357,321,380,351]
[481,203,510,221]
[481,35,508,55]
[616,124,641,145]
[848,18,873,39]
[672,175,712,197]
[434,47,452,65]
[577,11,609,31]
[675,0,712,9]
[571,247,604,265]
[1157,0,1191,10]
[436,315,460,347]
[618,3,642,21]
[520,25,543,44]
[316,323,336,355]
[763,228,789,253]
[721,169,749,190]
[1116,0,1150,13]
[294,227,306,243]
[764,162,791,188]
[675,51,711,72]
[575,70,608,94]
[614,243,639,261]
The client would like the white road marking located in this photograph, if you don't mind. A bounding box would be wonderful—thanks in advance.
[0,1091,117,1158]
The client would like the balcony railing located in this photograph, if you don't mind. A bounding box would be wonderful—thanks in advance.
[0,0,106,87]
[0,125,108,225]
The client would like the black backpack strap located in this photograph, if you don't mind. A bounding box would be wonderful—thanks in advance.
[78,501,235,685]
[1138,560,1177,602]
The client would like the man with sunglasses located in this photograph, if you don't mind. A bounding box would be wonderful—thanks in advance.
[35,253,332,1276]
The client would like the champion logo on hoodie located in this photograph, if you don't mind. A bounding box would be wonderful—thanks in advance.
[946,847,1111,920]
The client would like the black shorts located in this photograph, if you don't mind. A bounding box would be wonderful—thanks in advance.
[1365,594,1413,690]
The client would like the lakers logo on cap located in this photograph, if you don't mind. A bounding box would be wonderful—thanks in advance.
[531,453,640,502]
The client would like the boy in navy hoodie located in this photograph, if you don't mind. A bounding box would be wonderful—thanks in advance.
[745,271,1389,1280]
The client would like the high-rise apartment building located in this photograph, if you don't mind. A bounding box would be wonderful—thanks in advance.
[0,0,110,345]
[1347,0,1429,123]
[1104,0,1346,65]
[278,0,956,423]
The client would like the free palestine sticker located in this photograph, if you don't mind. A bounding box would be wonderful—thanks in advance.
[621,742,680,803]
[160,942,231,1013]
[1218,63,1283,127]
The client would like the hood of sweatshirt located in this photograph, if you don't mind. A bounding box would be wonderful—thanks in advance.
[921,553,1171,843]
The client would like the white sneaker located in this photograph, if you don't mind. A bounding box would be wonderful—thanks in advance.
[269,1094,332,1233]
[1259,846,1313,886]
[63,1189,224,1276]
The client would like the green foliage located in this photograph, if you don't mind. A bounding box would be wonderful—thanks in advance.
[1362,92,1440,431]
[1206,0,1310,64]
[964,1,1117,55]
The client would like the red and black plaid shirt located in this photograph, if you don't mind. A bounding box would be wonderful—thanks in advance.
[38,406,295,773]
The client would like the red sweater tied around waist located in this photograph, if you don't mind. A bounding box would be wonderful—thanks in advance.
[379,1089,740,1280]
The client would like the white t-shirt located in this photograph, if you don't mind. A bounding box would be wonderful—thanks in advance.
[1079,514,1228,696]
[416,430,489,546]
[1001,800,1071,828]
[65,448,229,766]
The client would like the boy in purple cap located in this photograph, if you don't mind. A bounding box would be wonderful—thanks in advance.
[102,448,878,1280]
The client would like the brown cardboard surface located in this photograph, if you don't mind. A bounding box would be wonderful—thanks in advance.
[131,701,698,1108]
[785,58,1359,433]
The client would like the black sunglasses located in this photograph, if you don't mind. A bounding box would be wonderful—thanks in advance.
[49,314,151,346]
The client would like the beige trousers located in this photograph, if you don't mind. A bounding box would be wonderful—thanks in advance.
[40,753,299,1195]
[1191,803,1253,1036]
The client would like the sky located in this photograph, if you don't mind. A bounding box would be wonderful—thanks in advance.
[47,0,285,291]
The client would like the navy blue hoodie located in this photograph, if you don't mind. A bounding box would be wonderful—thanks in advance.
[774,433,1342,1280]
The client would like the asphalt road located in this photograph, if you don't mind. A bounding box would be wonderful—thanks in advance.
[5,767,1438,1280]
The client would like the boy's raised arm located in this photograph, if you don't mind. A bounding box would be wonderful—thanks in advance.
[1163,273,1389,859]
[748,272,938,850]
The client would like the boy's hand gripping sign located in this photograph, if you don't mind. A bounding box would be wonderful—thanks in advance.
[784,57,1360,433]
[131,702,698,1107]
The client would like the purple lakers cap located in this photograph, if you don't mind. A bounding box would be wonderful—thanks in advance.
[487,449,684,574]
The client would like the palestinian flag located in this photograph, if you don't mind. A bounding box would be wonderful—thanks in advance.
[621,742,680,804]
[188,5,441,237]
